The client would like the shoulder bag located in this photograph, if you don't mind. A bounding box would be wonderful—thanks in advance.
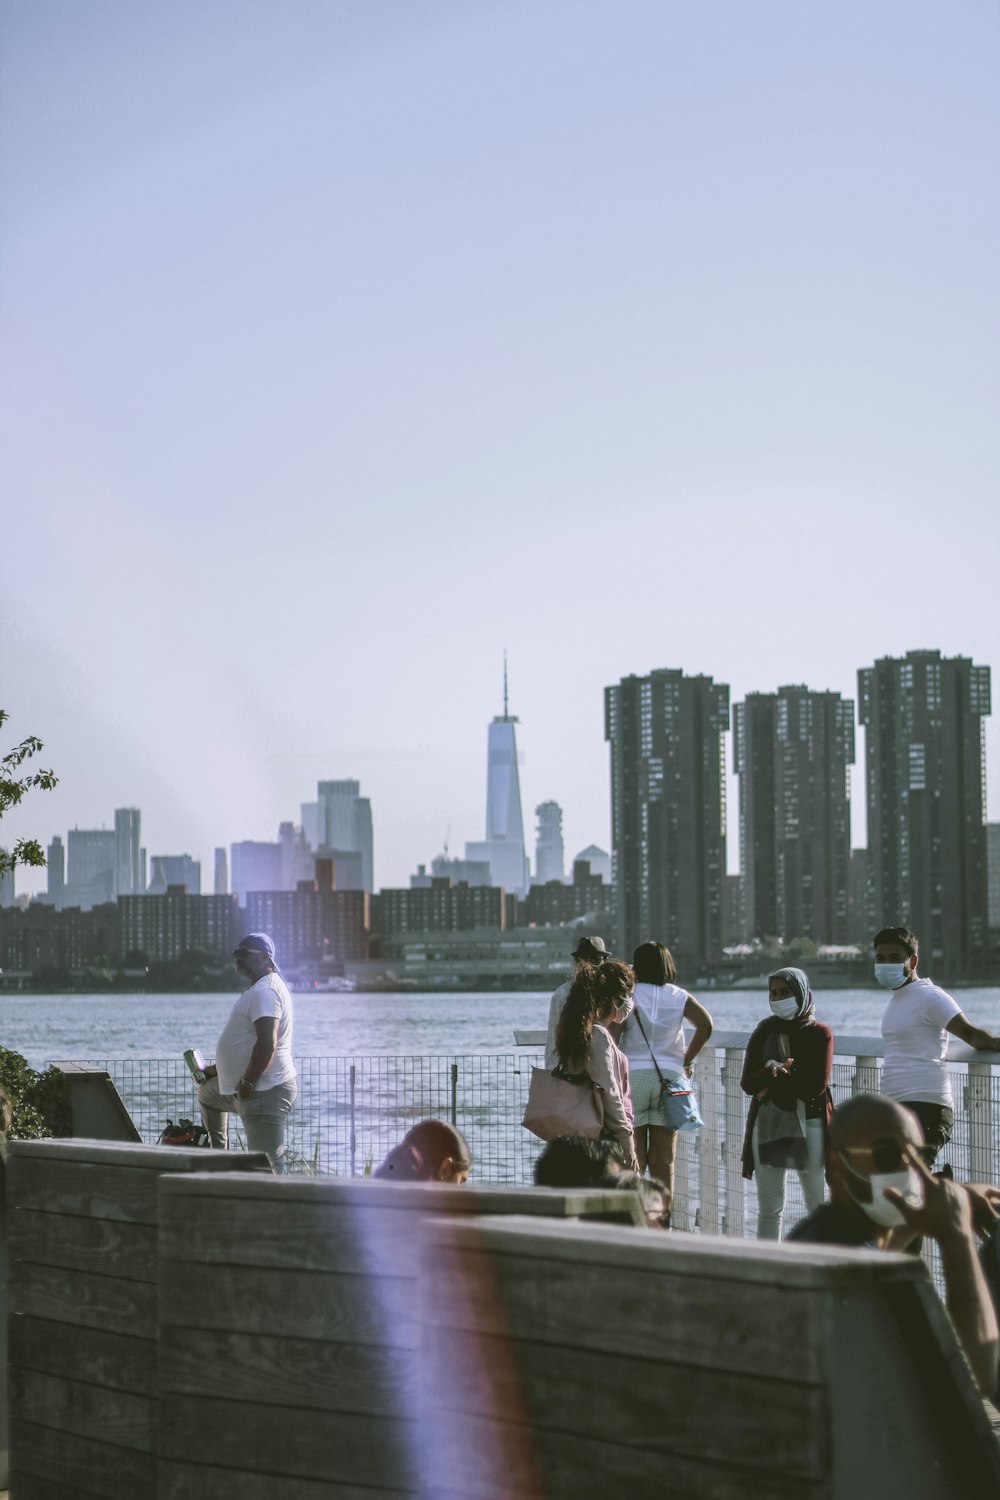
[632,1008,703,1132]
[522,1064,605,1141]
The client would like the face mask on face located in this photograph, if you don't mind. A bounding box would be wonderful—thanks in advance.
[769,997,799,1021]
[874,962,910,990]
[846,1167,923,1227]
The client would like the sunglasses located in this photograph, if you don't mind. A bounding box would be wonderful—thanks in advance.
[838,1138,934,1174]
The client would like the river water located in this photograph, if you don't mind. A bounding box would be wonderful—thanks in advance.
[3,984,1000,1069]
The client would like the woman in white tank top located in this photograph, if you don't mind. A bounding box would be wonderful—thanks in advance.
[619,941,714,1215]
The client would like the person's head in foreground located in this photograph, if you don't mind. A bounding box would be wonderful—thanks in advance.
[373,1119,472,1184]
[554,958,634,1067]
[233,932,278,985]
[825,1093,929,1241]
[533,1134,623,1188]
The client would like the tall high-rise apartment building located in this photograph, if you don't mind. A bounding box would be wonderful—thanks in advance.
[47,835,65,908]
[733,686,855,944]
[859,649,991,976]
[214,847,228,896]
[988,824,1000,930]
[605,667,730,973]
[465,665,529,897]
[534,801,565,884]
[114,808,142,897]
[0,862,14,908]
[65,827,115,909]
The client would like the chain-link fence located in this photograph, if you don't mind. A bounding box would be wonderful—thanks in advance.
[82,1053,545,1182]
[80,1043,998,1283]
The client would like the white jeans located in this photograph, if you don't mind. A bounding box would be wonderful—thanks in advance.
[752,1117,825,1240]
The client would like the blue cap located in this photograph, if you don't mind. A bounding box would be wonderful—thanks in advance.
[237,932,275,959]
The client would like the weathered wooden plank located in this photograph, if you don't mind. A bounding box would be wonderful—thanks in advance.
[159,1186,641,1273]
[160,1195,416,1277]
[9,1208,158,1282]
[421,1244,828,1382]
[8,1473,108,1500]
[158,1459,411,1500]
[9,1260,157,1338]
[422,1328,828,1479]
[10,1315,155,1397]
[424,1412,827,1500]
[159,1394,416,1486]
[159,1327,419,1415]
[7,1137,266,1171]
[158,1171,632,1216]
[9,1367,154,1453]
[7,1158,162,1224]
[159,1261,418,1346]
[10,1419,153,1500]
[6,1147,269,1222]
[425,1213,925,1290]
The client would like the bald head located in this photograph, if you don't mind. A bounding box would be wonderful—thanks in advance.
[828,1094,923,1155]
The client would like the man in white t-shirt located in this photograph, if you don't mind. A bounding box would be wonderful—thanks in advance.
[197,932,298,1172]
[875,925,1000,1166]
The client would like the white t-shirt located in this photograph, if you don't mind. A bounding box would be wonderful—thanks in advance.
[880,977,961,1106]
[215,972,296,1094]
[619,982,688,1075]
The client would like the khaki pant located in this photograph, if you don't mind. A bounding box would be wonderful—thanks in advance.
[197,1073,297,1173]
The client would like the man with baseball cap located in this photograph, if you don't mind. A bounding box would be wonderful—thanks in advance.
[544,935,614,1067]
[197,933,298,1172]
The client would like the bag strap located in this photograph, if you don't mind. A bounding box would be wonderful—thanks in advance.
[632,1008,668,1090]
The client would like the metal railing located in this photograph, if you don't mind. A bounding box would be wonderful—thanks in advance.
[77,1035,1000,1251]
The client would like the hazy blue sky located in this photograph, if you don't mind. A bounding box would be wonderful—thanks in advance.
[2,0,998,894]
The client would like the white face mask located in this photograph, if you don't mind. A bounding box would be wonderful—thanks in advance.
[769,997,799,1021]
[846,1166,923,1227]
[874,962,910,990]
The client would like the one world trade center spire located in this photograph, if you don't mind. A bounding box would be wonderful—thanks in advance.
[465,653,529,896]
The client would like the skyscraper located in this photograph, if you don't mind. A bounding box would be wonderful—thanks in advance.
[314,781,374,892]
[47,835,65,908]
[114,807,142,897]
[534,801,565,884]
[465,662,529,896]
[214,847,228,896]
[733,686,855,944]
[859,649,991,976]
[605,667,730,972]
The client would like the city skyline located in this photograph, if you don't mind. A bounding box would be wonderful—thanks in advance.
[4,644,998,907]
[2,2,998,896]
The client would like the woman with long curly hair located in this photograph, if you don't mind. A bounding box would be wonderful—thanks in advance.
[554,958,638,1171]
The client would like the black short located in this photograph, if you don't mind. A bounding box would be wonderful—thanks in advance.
[902,1101,954,1165]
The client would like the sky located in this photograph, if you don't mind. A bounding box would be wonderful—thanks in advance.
[2,0,998,894]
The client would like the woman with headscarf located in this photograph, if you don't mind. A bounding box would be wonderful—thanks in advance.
[740,967,834,1239]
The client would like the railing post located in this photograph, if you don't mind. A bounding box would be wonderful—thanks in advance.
[349,1063,357,1178]
[450,1062,459,1127]
[967,1062,994,1184]
[698,1047,722,1236]
[722,1048,745,1237]
[853,1055,879,1096]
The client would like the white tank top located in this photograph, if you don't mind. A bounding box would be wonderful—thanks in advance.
[619,981,688,1074]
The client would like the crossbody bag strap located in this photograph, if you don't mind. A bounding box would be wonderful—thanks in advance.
[632,1008,668,1090]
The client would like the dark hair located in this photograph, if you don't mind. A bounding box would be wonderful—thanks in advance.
[605,1170,672,1227]
[373,1119,471,1181]
[632,941,677,986]
[534,1135,620,1188]
[554,959,634,1069]
[873,926,918,957]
